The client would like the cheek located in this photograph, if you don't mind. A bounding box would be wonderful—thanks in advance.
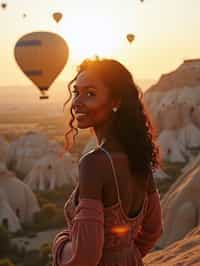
[89,94,111,112]
[89,102,112,123]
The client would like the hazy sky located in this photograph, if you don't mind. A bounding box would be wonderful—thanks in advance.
[0,0,200,86]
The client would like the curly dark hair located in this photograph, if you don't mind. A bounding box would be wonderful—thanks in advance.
[64,58,160,181]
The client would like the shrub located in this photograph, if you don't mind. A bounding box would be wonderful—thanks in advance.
[35,184,74,208]
[0,225,11,255]
[0,258,14,266]
[42,203,57,218]
[39,243,52,266]
[33,203,65,231]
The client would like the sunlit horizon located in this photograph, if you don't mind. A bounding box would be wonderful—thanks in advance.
[1,0,200,89]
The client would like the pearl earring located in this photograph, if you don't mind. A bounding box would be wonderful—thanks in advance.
[112,107,118,112]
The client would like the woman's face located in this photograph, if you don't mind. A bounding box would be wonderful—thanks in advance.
[71,70,116,129]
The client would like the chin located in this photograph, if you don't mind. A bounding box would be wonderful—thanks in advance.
[77,122,92,129]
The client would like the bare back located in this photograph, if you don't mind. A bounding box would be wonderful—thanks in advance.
[98,147,148,219]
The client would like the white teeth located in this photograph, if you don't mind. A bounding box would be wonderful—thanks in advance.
[75,113,87,118]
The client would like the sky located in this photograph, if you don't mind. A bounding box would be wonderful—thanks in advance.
[0,0,200,87]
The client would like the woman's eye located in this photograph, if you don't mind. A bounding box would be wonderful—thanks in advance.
[87,92,95,97]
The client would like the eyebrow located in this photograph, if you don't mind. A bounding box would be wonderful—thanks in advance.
[73,85,96,90]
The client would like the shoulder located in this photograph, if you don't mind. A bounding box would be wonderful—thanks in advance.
[78,148,110,201]
[79,148,105,167]
[79,148,113,172]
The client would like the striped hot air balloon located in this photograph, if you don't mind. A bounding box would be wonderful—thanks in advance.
[126,33,135,44]
[14,31,69,99]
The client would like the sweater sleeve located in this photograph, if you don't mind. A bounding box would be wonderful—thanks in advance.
[134,190,163,257]
[52,198,104,266]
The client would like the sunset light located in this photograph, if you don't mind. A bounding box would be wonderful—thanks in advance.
[60,13,122,62]
[1,0,200,87]
[1,1,200,265]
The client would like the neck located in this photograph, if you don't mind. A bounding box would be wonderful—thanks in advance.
[94,133,125,153]
[95,130,114,147]
[93,121,115,146]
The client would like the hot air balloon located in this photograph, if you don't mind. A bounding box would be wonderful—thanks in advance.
[1,1,7,9]
[14,31,69,99]
[53,12,63,23]
[126,33,135,44]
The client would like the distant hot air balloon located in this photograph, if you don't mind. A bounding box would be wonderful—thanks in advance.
[53,12,63,23]
[14,31,69,99]
[126,34,135,44]
[1,1,7,9]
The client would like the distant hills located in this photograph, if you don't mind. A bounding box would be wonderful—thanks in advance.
[0,79,156,114]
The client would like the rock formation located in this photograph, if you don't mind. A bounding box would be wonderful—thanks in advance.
[0,136,9,165]
[0,189,21,232]
[8,132,64,177]
[144,226,200,266]
[0,167,40,223]
[144,59,200,162]
[24,152,78,191]
[156,152,200,248]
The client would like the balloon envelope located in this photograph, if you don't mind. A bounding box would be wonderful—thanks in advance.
[126,34,135,44]
[1,2,7,9]
[53,12,63,23]
[14,31,69,99]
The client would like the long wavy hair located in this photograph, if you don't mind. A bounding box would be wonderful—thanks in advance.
[64,58,160,181]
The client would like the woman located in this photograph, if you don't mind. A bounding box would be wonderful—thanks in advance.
[52,58,163,266]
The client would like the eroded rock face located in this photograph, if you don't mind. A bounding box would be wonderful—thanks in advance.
[156,153,200,248]
[24,152,78,191]
[148,59,200,93]
[144,226,200,266]
[191,104,200,128]
[157,130,190,163]
[0,169,40,223]
[144,60,200,162]
[8,132,64,177]
[0,162,8,173]
[0,189,21,232]
[0,136,9,165]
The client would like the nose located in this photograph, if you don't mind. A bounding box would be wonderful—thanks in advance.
[72,95,83,111]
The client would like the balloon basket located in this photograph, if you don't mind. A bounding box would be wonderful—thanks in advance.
[40,95,49,100]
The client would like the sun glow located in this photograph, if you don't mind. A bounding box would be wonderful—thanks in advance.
[1,0,200,86]
[60,13,123,63]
